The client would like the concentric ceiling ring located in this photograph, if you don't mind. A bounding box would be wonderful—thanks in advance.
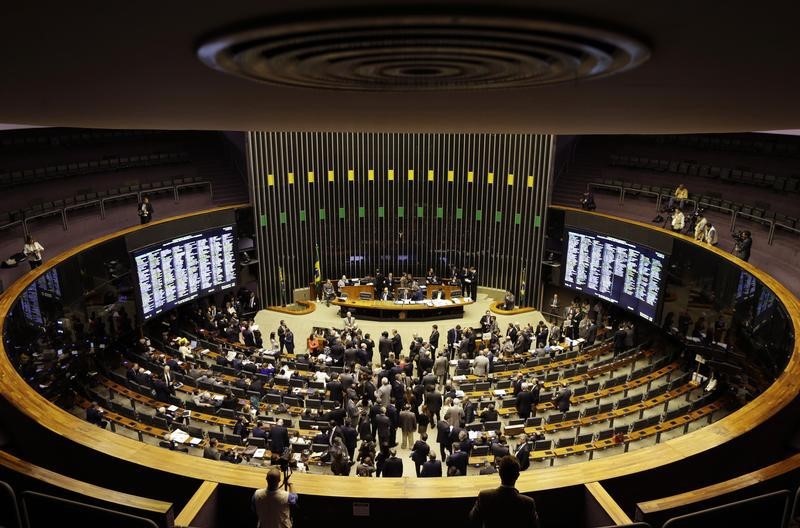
[197,15,650,91]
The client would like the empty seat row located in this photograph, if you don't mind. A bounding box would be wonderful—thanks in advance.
[0,151,190,188]
[609,154,800,194]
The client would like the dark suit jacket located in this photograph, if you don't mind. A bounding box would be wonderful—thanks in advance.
[391,334,403,354]
[515,444,531,471]
[429,330,440,349]
[425,391,443,413]
[516,390,535,415]
[470,486,540,528]
[420,460,443,477]
[436,420,452,444]
[382,456,404,477]
[269,425,290,454]
[446,450,469,476]
[411,439,431,464]
[378,337,393,359]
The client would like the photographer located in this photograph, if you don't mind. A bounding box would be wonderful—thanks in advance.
[670,208,685,233]
[733,230,752,262]
[253,468,297,528]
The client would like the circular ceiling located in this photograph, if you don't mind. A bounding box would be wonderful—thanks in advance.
[197,14,651,92]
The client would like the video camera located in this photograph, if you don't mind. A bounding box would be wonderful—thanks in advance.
[733,230,749,242]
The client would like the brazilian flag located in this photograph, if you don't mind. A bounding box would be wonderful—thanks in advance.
[314,243,321,285]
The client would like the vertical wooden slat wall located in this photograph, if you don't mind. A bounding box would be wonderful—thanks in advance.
[246,132,554,307]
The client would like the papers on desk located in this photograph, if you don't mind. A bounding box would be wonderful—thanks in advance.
[226,350,237,361]
[190,437,202,446]
[493,389,507,397]
[169,429,189,443]
[455,390,465,398]
[254,448,266,458]
[199,349,210,356]
[167,405,179,412]
[213,394,224,401]
[453,375,467,381]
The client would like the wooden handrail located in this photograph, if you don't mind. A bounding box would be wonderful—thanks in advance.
[635,451,800,518]
[0,205,797,500]
[0,449,174,515]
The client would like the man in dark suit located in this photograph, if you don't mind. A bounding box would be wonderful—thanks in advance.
[391,329,402,356]
[251,421,268,439]
[446,442,469,476]
[447,325,462,359]
[469,455,540,527]
[382,450,403,477]
[436,419,453,461]
[327,374,343,404]
[515,384,535,420]
[514,435,531,471]
[554,382,573,414]
[425,388,443,424]
[269,419,290,455]
[429,324,440,351]
[420,453,443,477]
[341,419,358,460]
[86,401,108,428]
[378,331,393,364]
[411,433,431,477]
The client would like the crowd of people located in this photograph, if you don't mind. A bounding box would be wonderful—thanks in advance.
[117,288,635,484]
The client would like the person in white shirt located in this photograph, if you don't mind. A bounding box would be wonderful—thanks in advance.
[313,368,330,384]
[705,223,719,246]
[671,209,685,232]
[694,214,708,241]
[23,235,44,269]
[337,275,347,289]
[177,339,192,361]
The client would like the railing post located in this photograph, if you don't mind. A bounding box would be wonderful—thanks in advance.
[768,221,776,245]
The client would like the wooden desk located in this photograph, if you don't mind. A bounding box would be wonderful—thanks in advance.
[332,298,474,321]
[340,283,463,300]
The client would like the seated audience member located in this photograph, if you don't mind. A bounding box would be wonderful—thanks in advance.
[86,401,108,429]
[322,279,336,305]
[469,455,540,527]
[203,438,222,460]
[668,183,689,211]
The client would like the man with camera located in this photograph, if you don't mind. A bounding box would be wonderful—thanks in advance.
[253,468,298,528]
[733,230,752,262]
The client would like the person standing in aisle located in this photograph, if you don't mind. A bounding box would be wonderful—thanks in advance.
[23,235,44,269]
[137,196,154,224]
